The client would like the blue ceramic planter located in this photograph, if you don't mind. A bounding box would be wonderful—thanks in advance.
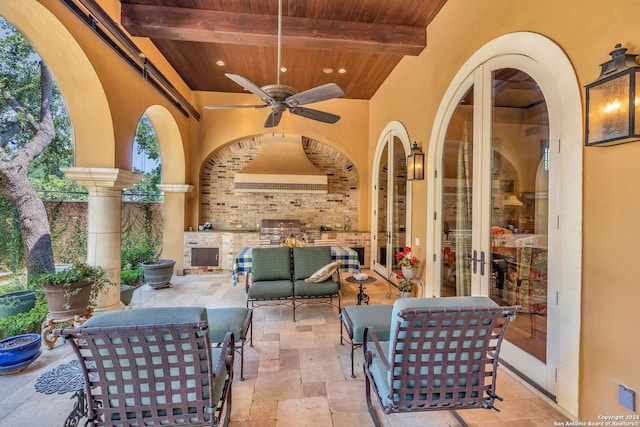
[0,334,42,367]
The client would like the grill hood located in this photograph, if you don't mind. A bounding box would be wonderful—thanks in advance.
[234,134,328,193]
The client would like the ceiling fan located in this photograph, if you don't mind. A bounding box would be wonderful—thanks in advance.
[204,0,344,128]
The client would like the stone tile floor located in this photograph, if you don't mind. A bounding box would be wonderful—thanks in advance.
[0,271,574,426]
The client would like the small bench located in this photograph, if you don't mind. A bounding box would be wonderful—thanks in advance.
[207,307,253,380]
[339,304,393,378]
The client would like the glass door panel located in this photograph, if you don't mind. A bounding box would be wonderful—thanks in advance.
[440,87,474,297]
[391,136,408,277]
[489,68,549,363]
[376,143,389,273]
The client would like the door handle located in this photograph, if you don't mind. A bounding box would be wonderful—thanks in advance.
[470,250,486,275]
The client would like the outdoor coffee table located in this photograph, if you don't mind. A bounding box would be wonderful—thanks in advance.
[35,359,95,427]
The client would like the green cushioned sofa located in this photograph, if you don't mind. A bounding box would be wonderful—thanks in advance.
[247,246,341,321]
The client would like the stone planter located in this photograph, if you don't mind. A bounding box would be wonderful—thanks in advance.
[0,290,36,319]
[120,285,137,305]
[43,280,92,320]
[142,259,176,289]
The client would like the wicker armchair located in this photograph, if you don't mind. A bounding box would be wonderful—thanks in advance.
[363,297,519,426]
[56,307,234,427]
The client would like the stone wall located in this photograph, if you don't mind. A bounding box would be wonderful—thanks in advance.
[200,136,359,232]
[43,201,163,264]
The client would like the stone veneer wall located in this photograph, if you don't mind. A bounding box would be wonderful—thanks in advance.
[200,136,359,231]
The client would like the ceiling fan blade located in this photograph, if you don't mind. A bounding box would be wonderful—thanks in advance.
[225,73,275,104]
[289,106,341,124]
[264,111,283,128]
[284,83,344,107]
[204,104,268,109]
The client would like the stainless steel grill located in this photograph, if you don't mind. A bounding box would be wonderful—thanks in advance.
[259,219,300,245]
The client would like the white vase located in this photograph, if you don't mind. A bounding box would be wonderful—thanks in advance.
[399,291,412,298]
[401,266,417,279]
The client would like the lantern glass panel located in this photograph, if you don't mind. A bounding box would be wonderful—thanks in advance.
[587,73,630,144]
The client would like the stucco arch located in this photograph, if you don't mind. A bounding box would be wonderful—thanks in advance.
[370,120,414,275]
[0,0,115,167]
[425,32,582,416]
[145,105,186,183]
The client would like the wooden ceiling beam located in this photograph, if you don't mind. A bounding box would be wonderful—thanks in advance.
[121,4,426,56]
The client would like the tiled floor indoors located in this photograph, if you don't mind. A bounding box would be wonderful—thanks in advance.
[0,270,575,426]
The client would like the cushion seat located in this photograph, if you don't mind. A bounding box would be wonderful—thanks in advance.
[294,279,340,297]
[340,304,393,377]
[207,307,253,380]
[247,279,294,300]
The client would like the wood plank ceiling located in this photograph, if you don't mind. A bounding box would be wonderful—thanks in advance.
[119,0,448,99]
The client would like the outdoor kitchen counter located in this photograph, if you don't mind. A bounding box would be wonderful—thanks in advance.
[183,231,371,272]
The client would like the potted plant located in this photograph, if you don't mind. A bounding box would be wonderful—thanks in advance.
[141,259,175,289]
[0,333,41,374]
[34,263,114,320]
[0,287,36,319]
[395,273,416,298]
[120,264,143,305]
[395,246,419,279]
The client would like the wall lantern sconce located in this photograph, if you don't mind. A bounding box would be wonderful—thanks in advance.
[585,44,640,146]
[407,141,424,181]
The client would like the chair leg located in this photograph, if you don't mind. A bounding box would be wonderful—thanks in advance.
[350,342,356,378]
[451,410,470,427]
[364,365,383,427]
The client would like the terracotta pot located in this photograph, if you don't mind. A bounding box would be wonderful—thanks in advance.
[43,280,92,320]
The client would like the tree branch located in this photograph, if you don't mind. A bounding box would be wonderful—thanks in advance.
[0,81,39,133]
[0,122,21,148]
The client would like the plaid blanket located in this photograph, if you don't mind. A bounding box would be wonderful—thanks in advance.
[231,246,360,285]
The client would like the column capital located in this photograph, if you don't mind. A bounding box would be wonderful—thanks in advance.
[61,167,143,191]
[156,184,194,193]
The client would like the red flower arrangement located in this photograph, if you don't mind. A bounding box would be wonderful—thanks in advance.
[395,246,419,269]
[442,246,455,267]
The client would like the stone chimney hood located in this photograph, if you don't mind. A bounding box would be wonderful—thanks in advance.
[234,134,328,193]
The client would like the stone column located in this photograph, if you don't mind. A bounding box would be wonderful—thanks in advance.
[61,167,143,312]
[157,184,194,271]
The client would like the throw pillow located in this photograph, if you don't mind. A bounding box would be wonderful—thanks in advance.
[304,261,339,283]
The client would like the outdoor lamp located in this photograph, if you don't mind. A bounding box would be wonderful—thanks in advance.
[585,44,640,146]
[407,141,424,181]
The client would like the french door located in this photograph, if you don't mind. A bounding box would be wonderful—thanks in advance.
[373,133,408,280]
[437,55,557,394]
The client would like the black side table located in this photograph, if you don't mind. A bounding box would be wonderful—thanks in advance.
[35,359,93,427]
[346,276,376,305]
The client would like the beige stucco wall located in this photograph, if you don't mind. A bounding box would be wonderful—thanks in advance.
[368,0,640,420]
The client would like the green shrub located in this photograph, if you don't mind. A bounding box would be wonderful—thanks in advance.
[0,295,48,340]
[121,267,142,287]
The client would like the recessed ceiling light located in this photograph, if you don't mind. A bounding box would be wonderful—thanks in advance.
[322,67,334,74]
[280,67,288,73]
[216,60,225,66]
[337,68,347,74]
